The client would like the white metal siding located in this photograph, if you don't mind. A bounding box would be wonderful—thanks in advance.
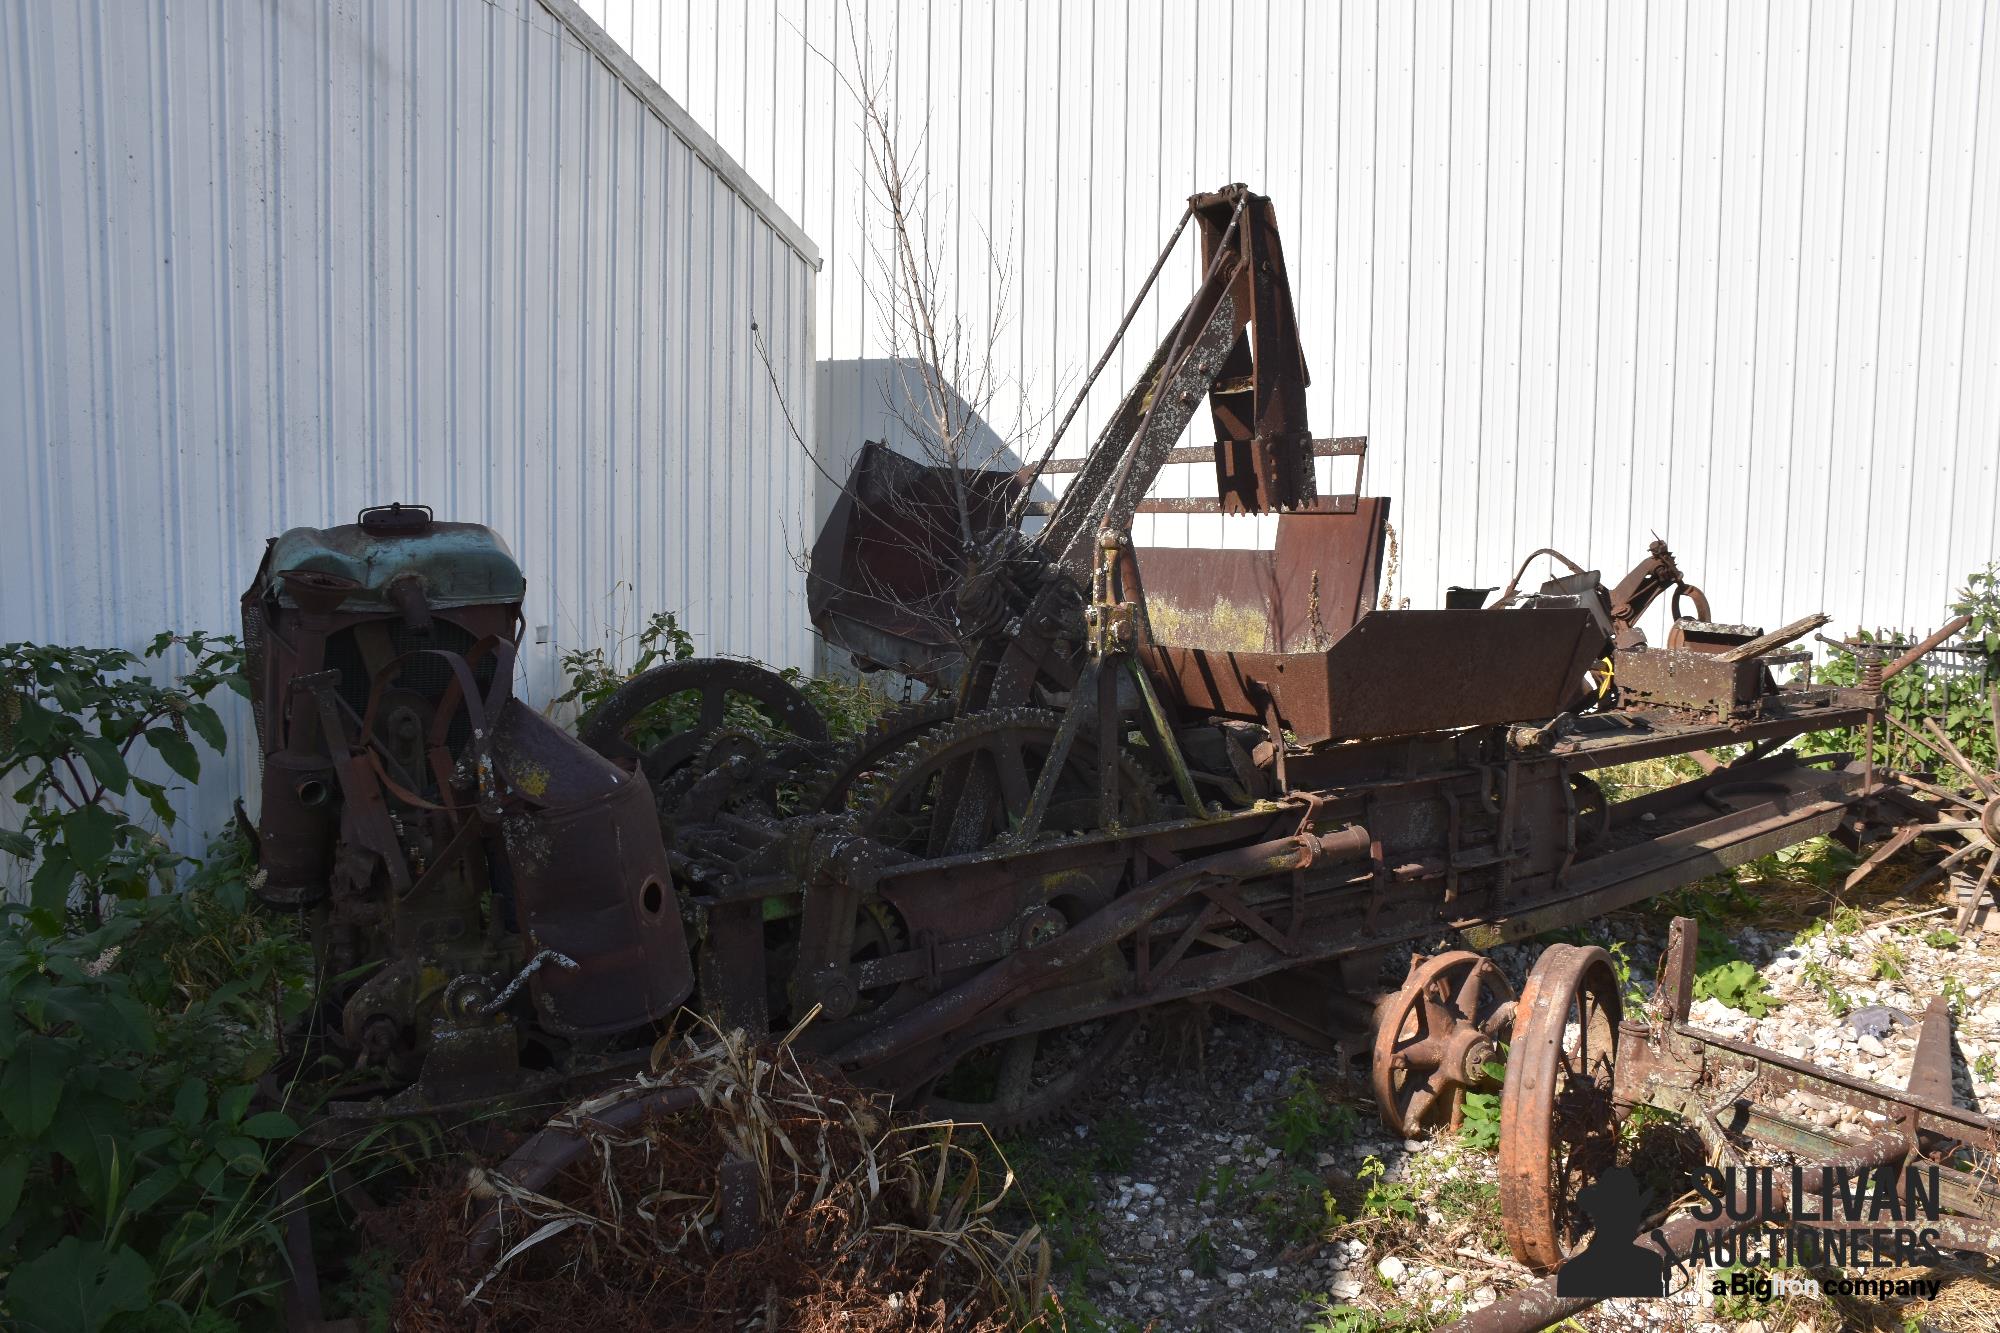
[588,0,1998,645]
[0,0,817,851]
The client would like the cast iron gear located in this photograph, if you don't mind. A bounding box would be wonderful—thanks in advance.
[849,707,1159,857]
[798,698,958,814]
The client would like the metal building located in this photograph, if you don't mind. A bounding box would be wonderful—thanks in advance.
[587,0,1999,643]
[0,0,819,845]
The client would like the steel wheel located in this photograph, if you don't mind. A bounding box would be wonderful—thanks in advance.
[576,658,829,793]
[1372,951,1515,1137]
[848,710,1154,1128]
[1498,943,1624,1272]
[1901,698,2000,926]
[917,1014,1142,1134]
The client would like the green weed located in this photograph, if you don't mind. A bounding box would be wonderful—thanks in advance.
[1246,1164,1343,1244]
[1802,960,1853,1018]
[1195,1162,1238,1204]
[1458,1090,1503,1152]
[1304,1305,1434,1333]
[1186,1228,1221,1279]
[1088,1111,1146,1173]
[1266,1072,1360,1158]
[1357,1154,1418,1222]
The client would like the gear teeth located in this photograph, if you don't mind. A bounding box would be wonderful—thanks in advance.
[848,707,1158,854]
[850,707,1065,833]
[798,698,958,813]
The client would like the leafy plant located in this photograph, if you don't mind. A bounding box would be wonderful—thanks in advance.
[1195,1162,1238,1204]
[1951,562,2000,660]
[0,837,315,1330]
[1458,1090,1503,1152]
[1925,927,1961,951]
[1024,1166,1106,1281]
[1429,1173,1507,1250]
[0,634,242,914]
[555,610,701,743]
[1185,1227,1221,1279]
[1942,974,1971,1015]
[1087,1111,1146,1173]
[1604,940,1649,1013]
[786,668,891,743]
[1357,1154,1418,1222]
[1693,958,1778,1017]
[1041,1289,1143,1333]
[1800,571,1999,777]
[1872,941,1905,983]
[1266,1072,1359,1158]
[1304,1306,1425,1333]
[1248,1165,1342,1244]
[556,607,888,751]
[1662,877,1764,926]
[1802,960,1853,1018]
[1975,1051,1997,1082]
[1689,930,1778,1017]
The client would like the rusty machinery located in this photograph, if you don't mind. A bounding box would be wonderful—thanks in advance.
[245,188,1979,1151]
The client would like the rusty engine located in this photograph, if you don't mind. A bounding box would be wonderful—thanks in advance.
[241,503,693,1104]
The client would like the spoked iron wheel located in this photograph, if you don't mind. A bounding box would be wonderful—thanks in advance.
[918,1014,1144,1134]
[1498,943,1624,1272]
[1891,701,2000,926]
[576,659,829,801]
[1372,951,1516,1137]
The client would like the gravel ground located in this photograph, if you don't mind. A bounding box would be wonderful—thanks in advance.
[1028,850,2000,1333]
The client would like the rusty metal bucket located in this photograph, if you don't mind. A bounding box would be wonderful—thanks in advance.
[807,442,1023,682]
[1136,500,1601,743]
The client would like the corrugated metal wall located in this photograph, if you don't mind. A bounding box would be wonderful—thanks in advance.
[0,0,818,851]
[587,0,1998,645]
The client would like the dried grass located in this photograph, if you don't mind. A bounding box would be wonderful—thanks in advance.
[393,1020,1055,1332]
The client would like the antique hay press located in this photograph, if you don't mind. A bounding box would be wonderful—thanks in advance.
[248,189,1945,1150]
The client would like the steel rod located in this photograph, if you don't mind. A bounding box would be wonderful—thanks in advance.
[1007,205,1196,528]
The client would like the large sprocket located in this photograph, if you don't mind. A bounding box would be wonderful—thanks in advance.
[850,707,1159,857]
[799,697,957,814]
[838,707,1157,1128]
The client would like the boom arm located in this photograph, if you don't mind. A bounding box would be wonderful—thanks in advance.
[1031,186,1325,580]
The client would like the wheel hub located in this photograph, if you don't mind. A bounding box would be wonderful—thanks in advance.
[1371,950,1517,1138]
